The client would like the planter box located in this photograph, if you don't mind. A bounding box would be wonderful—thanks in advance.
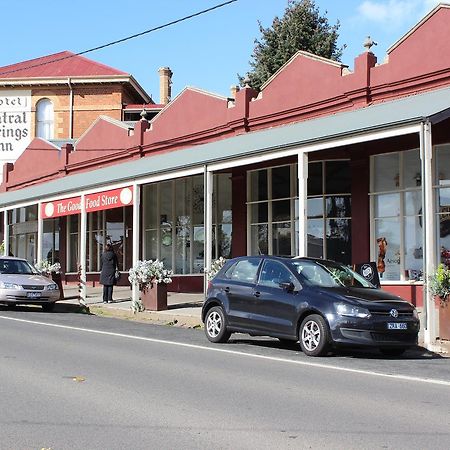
[439,300,450,341]
[141,283,168,311]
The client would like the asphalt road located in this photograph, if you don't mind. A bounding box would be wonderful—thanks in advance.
[1,306,449,450]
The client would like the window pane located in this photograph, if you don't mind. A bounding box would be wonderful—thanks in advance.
[375,219,401,280]
[405,191,422,216]
[230,259,260,283]
[439,188,450,211]
[218,224,232,259]
[272,199,290,222]
[175,226,190,274]
[326,218,351,265]
[272,222,292,256]
[144,229,158,260]
[403,149,421,188]
[143,184,158,229]
[259,260,295,288]
[175,178,190,222]
[439,215,450,266]
[106,208,124,270]
[250,203,268,223]
[69,232,78,272]
[250,224,268,255]
[325,161,351,194]
[307,162,322,196]
[192,176,204,225]
[307,219,323,259]
[250,170,268,201]
[272,166,290,199]
[192,226,204,273]
[374,193,401,217]
[160,181,172,224]
[404,216,423,275]
[307,198,323,218]
[437,145,450,186]
[326,196,351,218]
[216,173,232,224]
[374,153,400,191]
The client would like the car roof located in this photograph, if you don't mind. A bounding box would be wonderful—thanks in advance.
[227,255,339,265]
[0,256,28,262]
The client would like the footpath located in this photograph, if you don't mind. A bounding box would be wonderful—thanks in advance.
[58,284,204,328]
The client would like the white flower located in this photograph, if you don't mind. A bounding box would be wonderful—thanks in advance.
[128,259,173,289]
[205,257,227,280]
[35,260,61,275]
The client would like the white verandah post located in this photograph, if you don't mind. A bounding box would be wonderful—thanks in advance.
[37,202,43,264]
[132,183,141,308]
[79,194,87,306]
[420,121,438,347]
[204,167,214,294]
[3,209,9,256]
[297,151,308,257]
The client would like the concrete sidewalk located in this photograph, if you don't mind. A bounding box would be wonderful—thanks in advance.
[58,285,204,328]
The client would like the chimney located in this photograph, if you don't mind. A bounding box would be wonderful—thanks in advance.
[230,85,240,99]
[158,67,173,105]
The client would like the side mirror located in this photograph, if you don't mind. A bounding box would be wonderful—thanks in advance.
[279,281,295,292]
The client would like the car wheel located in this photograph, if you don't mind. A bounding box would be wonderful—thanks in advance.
[380,347,407,357]
[42,303,55,312]
[204,306,231,343]
[299,314,330,357]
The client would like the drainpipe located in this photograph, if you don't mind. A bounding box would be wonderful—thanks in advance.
[68,78,74,139]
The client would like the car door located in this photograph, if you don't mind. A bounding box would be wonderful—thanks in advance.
[223,258,262,329]
[250,259,300,336]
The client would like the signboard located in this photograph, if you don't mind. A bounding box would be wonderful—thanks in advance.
[0,89,32,162]
[42,187,133,218]
[354,262,381,288]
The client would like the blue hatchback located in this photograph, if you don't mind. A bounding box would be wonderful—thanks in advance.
[202,256,420,357]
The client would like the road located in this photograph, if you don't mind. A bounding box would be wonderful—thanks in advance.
[1,307,449,450]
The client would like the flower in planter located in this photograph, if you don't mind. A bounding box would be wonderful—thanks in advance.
[34,260,61,277]
[205,257,227,280]
[428,263,450,307]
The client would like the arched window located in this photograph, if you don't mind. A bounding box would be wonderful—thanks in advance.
[36,98,54,139]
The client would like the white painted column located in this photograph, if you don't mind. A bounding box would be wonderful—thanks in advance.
[204,167,214,293]
[132,183,141,306]
[420,121,437,347]
[79,194,87,306]
[3,210,9,256]
[297,151,308,257]
[37,202,43,264]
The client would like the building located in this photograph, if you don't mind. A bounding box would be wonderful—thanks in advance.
[1,4,450,346]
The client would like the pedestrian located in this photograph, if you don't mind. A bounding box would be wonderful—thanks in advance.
[100,243,118,303]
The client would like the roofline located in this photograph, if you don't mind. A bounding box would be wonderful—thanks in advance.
[387,3,450,54]
[260,50,348,91]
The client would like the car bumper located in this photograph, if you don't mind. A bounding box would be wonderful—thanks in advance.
[0,288,60,305]
[328,314,420,348]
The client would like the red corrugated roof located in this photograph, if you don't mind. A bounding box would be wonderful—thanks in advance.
[0,51,128,79]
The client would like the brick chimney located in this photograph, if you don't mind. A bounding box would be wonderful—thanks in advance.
[158,67,173,105]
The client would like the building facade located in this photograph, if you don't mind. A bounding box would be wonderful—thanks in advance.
[2,5,450,345]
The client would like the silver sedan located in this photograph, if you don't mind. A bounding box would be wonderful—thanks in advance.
[0,257,60,311]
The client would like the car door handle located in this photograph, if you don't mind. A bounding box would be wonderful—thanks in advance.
[254,291,261,297]
[224,287,230,293]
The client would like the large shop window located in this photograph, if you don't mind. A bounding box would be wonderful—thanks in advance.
[8,205,38,263]
[36,98,54,140]
[307,161,351,265]
[436,145,450,267]
[143,174,232,275]
[43,218,60,264]
[371,150,423,281]
[248,162,352,264]
[67,207,132,273]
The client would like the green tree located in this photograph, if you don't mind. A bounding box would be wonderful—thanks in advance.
[241,0,344,91]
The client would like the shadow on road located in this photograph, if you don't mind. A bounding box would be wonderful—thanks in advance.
[0,303,92,315]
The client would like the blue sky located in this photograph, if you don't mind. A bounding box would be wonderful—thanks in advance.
[0,0,440,101]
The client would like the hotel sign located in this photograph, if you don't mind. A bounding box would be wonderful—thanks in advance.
[41,187,134,218]
[0,90,32,160]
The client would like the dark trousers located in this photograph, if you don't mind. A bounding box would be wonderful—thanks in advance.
[103,285,113,303]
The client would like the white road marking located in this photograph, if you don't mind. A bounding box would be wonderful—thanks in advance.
[1,314,449,387]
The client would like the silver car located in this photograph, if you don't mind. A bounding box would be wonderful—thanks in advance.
[0,257,60,311]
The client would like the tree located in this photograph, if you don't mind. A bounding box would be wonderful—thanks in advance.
[241,0,344,91]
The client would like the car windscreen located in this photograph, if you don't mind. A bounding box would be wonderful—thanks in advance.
[0,259,36,275]
[290,260,375,289]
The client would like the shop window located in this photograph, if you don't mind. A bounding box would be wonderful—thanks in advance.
[371,149,423,281]
[36,98,54,140]
[436,145,450,267]
[43,218,60,263]
[8,205,38,263]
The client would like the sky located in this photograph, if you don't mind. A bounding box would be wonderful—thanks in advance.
[0,0,441,101]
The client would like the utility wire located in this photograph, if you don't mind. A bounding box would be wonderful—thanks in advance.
[0,0,238,77]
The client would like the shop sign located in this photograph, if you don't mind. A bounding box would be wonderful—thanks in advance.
[354,262,381,288]
[41,187,133,218]
[11,220,38,235]
[0,90,32,159]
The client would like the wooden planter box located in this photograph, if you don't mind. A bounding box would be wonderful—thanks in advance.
[439,300,450,341]
[141,283,168,311]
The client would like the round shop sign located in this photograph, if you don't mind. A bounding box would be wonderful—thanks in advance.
[120,188,133,205]
[361,263,374,281]
[44,202,55,218]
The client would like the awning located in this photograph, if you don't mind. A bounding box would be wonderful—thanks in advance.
[1,85,450,208]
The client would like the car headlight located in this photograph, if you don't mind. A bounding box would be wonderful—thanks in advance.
[45,283,59,291]
[336,302,371,319]
[0,281,23,290]
[412,308,419,320]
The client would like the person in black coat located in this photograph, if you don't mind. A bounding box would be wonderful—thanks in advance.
[100,243,118,303]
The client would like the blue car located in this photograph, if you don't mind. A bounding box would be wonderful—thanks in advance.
[202,256,420,357]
